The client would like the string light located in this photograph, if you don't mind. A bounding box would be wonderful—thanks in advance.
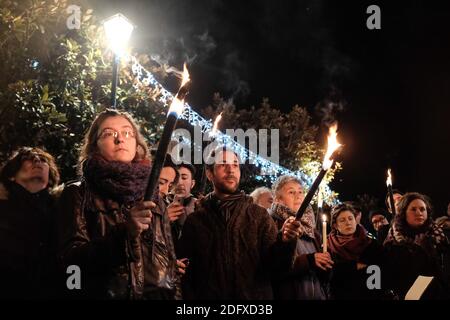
[129,56,337,204]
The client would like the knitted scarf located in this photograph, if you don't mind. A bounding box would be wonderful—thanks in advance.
[83,154,151,206]
[269,202,316,239]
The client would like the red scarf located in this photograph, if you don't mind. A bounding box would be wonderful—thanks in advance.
[328,224,371,261]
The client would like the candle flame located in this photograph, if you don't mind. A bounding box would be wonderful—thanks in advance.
[386,168,392,187]
[211,112,223,136]
[168,96,184,116]
[181,63,190,88]
[322,123,342,170]
[322,214,327,222]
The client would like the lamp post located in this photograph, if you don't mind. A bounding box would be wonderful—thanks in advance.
[103,13,134,108]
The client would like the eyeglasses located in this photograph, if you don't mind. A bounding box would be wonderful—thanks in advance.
[98,129,136,140]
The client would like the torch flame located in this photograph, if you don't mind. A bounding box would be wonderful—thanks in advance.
[386,169,392,187]
[168,63,190,116]
[322,123,342,170]
[181,63,190,88]
[211,112,223,137]
[168,96,184,116]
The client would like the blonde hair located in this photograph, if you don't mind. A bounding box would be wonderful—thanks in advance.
[250,187,272,203]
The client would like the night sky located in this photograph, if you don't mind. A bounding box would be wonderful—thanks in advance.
[92,0,450,215]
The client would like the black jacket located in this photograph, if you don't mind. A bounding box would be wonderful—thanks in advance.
[384,239,450,299]
[329,239,386,300]
[56,181,178,299]
[177,192,296,300]
[376,224,390,244]
[0,182,60,299]
[270,206,330,300]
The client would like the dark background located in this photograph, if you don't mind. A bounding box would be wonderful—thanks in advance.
[91,0,450,215]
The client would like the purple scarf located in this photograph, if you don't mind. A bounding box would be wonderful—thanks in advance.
[83,155,151,205]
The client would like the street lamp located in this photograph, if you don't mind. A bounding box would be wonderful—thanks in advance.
[103,13,134,108]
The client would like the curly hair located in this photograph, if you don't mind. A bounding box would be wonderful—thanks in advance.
[250,187,273,203]
[0,147,60,188]
[271,175,302,199]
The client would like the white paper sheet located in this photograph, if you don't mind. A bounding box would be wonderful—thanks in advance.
[404,275,434,300]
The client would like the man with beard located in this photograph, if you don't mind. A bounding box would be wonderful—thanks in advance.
[177,147,301,299]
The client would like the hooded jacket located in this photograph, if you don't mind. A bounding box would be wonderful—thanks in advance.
[0,182,62,299]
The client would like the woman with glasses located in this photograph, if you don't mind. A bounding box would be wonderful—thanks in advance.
[57,109,179,299]
[0,147,61,298]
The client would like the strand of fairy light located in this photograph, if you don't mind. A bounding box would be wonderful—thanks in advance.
[128,55,336,202]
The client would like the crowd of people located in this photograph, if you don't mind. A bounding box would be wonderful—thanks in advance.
[0,109,449,300]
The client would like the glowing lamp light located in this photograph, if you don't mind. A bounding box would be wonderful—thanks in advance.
[103,13,134,57]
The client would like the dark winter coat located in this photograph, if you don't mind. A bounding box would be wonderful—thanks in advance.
[329,239,385,299]
[328,225,386,300]
[0,182,61,299]
[176,192,296,300]
[383,220,450,299]
[375,224,390,244]
[270,204,329,300]
[57,181,178,300]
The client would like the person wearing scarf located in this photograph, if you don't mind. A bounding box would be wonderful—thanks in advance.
[383,192,450,299]
[57,109,178,299]
[176,147,301,299]
[0,147,62,299]
[328,203,385,300]
[269,175,332,300]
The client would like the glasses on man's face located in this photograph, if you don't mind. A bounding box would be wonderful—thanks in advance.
[98,129,136,140]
